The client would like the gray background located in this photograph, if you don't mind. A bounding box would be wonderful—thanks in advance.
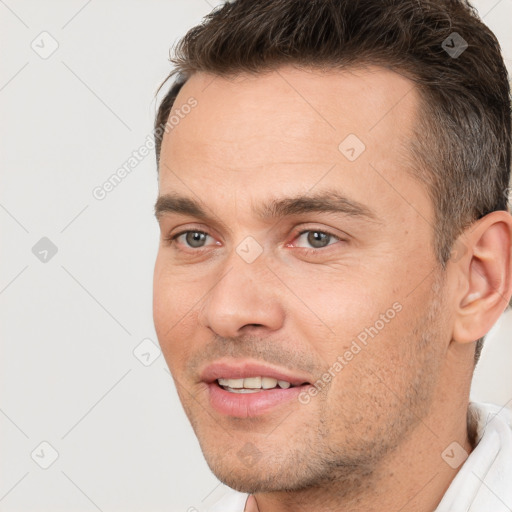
[1,1,511,511]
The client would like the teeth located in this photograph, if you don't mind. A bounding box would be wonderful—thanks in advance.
[243,377,261,388]
[261,377,278,389]
[218,378,244,388]
[225,388,260,394]
[217,377,292,390]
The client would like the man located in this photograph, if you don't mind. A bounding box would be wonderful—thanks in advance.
[152,0,512,510]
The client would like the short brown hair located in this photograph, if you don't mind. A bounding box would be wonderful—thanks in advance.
[154,0,511,363]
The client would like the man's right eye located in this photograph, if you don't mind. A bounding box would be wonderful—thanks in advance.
[166,230,216,249]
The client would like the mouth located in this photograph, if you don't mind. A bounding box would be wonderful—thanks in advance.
[200,361,313,418]
[216,376,308,393]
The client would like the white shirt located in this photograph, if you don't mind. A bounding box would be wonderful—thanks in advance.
[206,402,512,512]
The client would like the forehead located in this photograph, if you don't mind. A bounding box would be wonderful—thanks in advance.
[158,65,431,228]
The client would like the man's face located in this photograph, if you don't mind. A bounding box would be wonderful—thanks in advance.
[153,66,451,493]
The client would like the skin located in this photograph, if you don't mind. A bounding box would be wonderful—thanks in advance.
[153,65,512,512]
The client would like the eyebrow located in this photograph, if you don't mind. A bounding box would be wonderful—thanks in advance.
[154,191,379,224]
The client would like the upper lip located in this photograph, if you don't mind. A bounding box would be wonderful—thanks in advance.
[200,359,311,386]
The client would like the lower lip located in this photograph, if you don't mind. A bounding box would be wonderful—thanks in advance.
[207,381,311,418]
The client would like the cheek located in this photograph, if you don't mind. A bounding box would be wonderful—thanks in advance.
[152,258,203,370]
[153,254,204,318]
[292,278,412,404]
[291,270,394,349]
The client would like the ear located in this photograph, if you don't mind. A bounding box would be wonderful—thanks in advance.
[451,211,512,344]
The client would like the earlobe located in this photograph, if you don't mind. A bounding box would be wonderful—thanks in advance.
[451,211,512,344]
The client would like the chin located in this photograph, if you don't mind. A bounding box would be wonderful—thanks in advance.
[212,468,297,494]
[201,447,335,494]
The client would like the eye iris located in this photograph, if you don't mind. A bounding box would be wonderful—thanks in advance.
[307,231,330,248]
[186,231,207,248]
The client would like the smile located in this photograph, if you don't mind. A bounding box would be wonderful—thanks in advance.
[217,376,301,392]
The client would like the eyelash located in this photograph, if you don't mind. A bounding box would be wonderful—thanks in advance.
[164,228,344,253]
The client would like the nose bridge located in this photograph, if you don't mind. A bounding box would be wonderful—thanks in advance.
[198,244,284,336]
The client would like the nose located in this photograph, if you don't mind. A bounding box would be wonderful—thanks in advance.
[197,251,285,338]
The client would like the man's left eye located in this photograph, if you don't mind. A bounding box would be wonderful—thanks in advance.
[293,230,341,249]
